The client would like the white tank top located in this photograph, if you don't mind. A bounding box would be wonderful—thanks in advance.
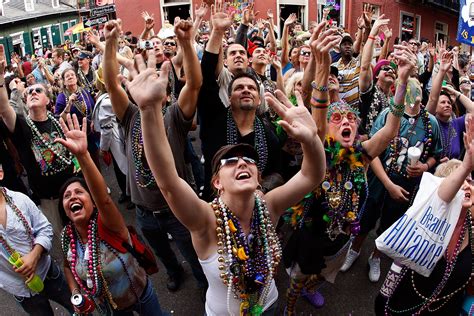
[199,252,278,316]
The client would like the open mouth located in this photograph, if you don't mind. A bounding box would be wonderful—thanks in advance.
[341,128,351,139]
[465,192,471,200]
[70,202,83,213]
[236,171,251,180]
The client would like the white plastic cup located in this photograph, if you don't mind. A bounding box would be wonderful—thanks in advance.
[407,147,422,167]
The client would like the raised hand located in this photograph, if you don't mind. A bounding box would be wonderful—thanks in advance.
[439,51,453,73]
[104,20,121,41]
[363,3,374,27]
[211,0,232,31]
[271,55,282,70]
[265,90,317,144]
[462,114,474,171]
[284,13,297,26]
[428,43,436,58]
[382,26,393,39]
[241,3,258,26]
[85,30,100,46]
[256,18,265,30]
[142,11,155,31]
[195,2,209,19]
[121,50,170,111]
[0,44,6,75]
[393,44,417,81]
[311,25,339,76]
[55,114,88,157]
[174,19,194,41]
[267,9,274,21]
[356,15,365,29]
[370,14,389,36]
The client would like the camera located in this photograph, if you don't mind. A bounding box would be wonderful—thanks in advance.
[139,40,153,50]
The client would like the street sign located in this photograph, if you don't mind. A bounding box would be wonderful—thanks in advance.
[91,5,115,17]
[83,16,108,28]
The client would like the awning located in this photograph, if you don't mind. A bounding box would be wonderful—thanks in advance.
[64,22,90,36]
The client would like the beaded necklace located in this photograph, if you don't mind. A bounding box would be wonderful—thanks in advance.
[212,195,281,316]
[318,137,368,241]
[384,210,472,314]
[386,109,433,178]
[439,119,457,159]
[364,85,389,134]
[226,110,268,173]
[0,188,35,256]
[26,112,74,175]
[131,113,156,188]
[64,88,90,119]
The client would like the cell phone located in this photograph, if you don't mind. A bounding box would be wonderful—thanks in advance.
[139,40,153,50]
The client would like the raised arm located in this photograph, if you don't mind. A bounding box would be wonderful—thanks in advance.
[0,45,17,132]
[281,14,296,69]
[206,0,232,76]
[301,23,325,105]
[56,115,128,240]
[359,15,389,93]
[426,51,453,115]
[438,115,474,202]
[265,10,276,53]
[310,26,340,142]
[175,19,202,119]
[103,20,130,121]
[139,11,155,40]
[378,26,392,61]
[264,90,325,220]
[363,44,416,159]
[192,3,208,40]
[123,53,212,236]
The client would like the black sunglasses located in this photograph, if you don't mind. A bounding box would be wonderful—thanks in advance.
[381,66,396,73]
[27,87,45,95]
[219,156,256,168]
[164,42,177,46]
[300,51,311,57]
[461,80,471,85]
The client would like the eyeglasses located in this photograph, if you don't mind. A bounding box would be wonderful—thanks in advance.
[27,87,45,95]
[164,42,177,46]
[219,156,256,168]
[330,111,357,124]
[461,80,471,85]
[409,42,419,46]
[300,51,311,57]
[381,66,396,73]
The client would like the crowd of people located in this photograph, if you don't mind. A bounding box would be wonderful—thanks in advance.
[0,1,472,315]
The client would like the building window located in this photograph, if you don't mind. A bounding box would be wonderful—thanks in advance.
[24,0,34,11]
[434,21,448,43]
[52,0,59,8]
[400,11,421,42]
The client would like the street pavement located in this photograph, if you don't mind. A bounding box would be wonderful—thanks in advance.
[0,131,391,315]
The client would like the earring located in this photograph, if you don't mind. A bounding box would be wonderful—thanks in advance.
[217,188,222,196]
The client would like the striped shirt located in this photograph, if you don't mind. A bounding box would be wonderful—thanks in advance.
[332,55,361,109]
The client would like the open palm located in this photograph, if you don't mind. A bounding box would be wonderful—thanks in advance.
[55,115,88,156]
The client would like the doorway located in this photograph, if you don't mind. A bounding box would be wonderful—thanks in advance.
[279,5,305,34]
[163,5,190,24]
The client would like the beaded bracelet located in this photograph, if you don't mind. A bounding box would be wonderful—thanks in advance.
[389,97,405,117]
[311,103,329,109]
[311,81,328,92]
[311,96,328,104]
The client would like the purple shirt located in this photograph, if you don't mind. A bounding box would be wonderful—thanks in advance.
[438,115,465,160]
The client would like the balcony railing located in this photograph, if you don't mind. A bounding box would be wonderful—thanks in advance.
[425,0,460,13]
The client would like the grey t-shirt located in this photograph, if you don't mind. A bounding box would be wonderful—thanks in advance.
[121,102,192,209]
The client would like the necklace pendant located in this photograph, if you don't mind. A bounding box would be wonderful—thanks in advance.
[327,192,341,209]
[408,117,415,124]
[87,276,93,289]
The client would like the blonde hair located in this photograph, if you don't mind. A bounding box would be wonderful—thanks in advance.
[284,72,304,98]
[434,159,462,177]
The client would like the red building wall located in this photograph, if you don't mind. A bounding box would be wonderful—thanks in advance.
[345,0,459,47]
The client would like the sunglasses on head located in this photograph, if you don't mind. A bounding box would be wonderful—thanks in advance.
[300,51,311,57]
[27,87,45,95]
[219,156,256,169]
[330,111,357,124]
[164,42,177,46]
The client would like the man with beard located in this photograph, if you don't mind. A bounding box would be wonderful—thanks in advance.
[198,1,281,200]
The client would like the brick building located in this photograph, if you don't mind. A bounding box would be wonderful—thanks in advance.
[116,0,459,47]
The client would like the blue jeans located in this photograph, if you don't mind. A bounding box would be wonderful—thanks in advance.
[100,278,166,316]
[13,260,74,316]
[135,205,208,288]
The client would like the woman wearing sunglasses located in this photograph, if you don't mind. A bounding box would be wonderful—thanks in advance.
[0,45,79,237]
[281,23,414,315]
[123,46,326,314]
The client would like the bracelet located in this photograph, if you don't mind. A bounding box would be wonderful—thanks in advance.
[389,97,405,117]
[311,96,328,104]
[367,35,376,41]
[310,103,329,109]
[311,81,328,92]
[72,288,80,294]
